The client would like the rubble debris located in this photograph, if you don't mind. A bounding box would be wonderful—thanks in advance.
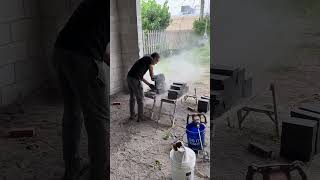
[248,142,274,159]
[144,91,156,99]
[25,144,39,150]
[7,128,36,138]
[188,107,196,112]
[154,160,162,170]
[195,167,210,179]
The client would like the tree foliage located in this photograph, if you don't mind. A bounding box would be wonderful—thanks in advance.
[141,0,171,31]
[193,16,210,36]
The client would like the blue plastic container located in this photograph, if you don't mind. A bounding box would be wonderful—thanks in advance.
[186,122,206,151]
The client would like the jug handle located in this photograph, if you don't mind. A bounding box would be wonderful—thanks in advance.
[200,113,207,124]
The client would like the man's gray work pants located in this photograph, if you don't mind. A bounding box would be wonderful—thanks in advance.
[52,48,109,180]
[127,76,144,119]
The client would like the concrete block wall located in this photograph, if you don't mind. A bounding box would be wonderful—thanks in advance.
[0,0,46,106]
[114,0,143,93]
[110,0,124,95]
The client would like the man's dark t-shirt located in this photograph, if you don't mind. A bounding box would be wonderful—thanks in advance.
[55,0,109,61]
[128,56,153,80]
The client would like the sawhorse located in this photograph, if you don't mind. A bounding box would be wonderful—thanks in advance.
[144,92,157,120]
[158,98,177,127]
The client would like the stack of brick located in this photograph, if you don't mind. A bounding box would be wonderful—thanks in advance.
[211,64,252,116]
[168,82,188,100]
[281,103,320,162]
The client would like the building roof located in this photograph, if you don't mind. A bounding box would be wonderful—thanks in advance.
[166,16,199,31]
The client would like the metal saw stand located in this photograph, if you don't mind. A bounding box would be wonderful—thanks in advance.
[182,88,197,104]
[144,92,157,120]
[158,98,177,127]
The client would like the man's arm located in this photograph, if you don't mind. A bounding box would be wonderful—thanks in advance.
[149,65,154,81]
[141,78,150,86]
[142,78,156,90]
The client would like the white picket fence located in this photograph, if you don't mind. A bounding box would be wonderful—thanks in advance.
[142,30,197,55]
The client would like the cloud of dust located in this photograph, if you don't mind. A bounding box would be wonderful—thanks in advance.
[158,54,205,82]
[212,0,309,93]
[147,46,210,89]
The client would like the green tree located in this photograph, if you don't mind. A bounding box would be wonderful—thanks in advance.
[193,16,210,36]
[141,0,171,31]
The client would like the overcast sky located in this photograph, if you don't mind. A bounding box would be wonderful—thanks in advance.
[155,0,210,16]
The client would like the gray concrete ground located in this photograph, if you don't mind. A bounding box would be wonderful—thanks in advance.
[212,48,320,180]
[110,68,210,179]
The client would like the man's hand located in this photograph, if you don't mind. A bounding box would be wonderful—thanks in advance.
[148,84,156,90]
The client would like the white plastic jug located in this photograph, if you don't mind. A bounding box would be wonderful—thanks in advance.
[170,145,196,180]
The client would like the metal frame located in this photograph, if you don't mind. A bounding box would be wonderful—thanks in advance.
[237,83,280,137]
[144,95,157,120]
[246,161,308,180]
[182,88,197,104]
[158,98,177,127]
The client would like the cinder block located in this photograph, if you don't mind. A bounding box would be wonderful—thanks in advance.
[120,40,139,54]
[110,54,122,68]
[211,74,232,91]
[0,23,10,45]
[198,99,209,113]
[0,64,15,86]
[281,118,317,162]
[0,0,24,22]
[291,108,320,154]
[8,127,35,138]
[299,103,320,115]
[211,64,239,76]
[170,85,182,91]
[0,42,27,66]
[168,89,181,100]
[11,19,38,42]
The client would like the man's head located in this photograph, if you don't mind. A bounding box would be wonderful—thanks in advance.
[150,52,160,65]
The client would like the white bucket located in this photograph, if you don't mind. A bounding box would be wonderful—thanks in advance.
[170,146,196,180]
